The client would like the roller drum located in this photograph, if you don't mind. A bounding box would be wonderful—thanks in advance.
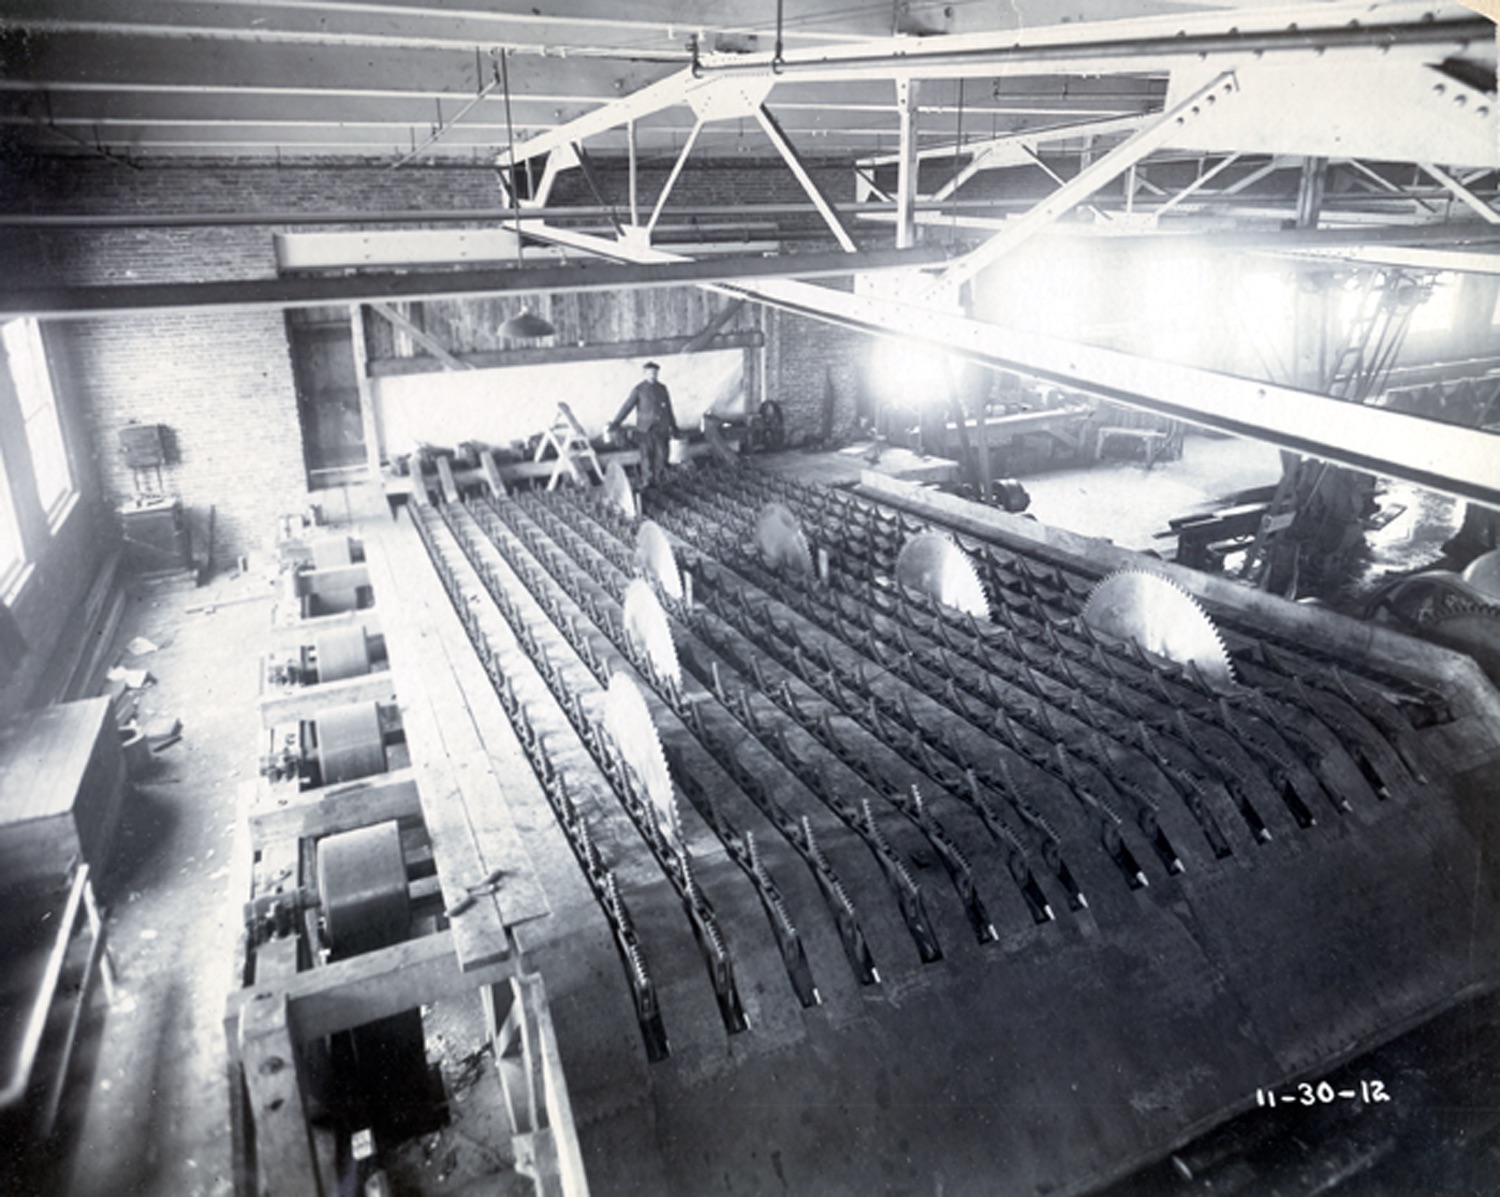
[315,700,387,784]
[314,625,371,683]
[317,820,409,959]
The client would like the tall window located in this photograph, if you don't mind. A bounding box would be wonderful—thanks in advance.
[1,318,73,521]
[0,456,22,591]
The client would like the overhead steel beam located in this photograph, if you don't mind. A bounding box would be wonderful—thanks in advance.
[1421,162,1500,224]
[753,105,858,252]
[488,4,1489,169]
[689,6,1492,83]
[733,275,1500,509]
[863,114,1149,170]
[478,203,1500,507]
[930,71,1241,292]
[894,79,919,250]
[0,245,949,319]
[1262,244,1500,275]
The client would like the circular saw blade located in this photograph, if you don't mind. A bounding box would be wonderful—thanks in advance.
[755,502,814,575]
[604,672,680,845]
[1460,548,1500,600]
[894,532,989,618]
[622,577,681,687]
[635,520,683,601]
[1081,569,1236,689]
[601,459,637,521]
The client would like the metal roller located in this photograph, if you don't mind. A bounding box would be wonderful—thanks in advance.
[317,819,409,959]
[313,625,371,682]
[315,700,387,785]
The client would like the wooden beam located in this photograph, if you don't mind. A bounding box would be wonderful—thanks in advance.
[257,669,396,730]
[247,768,422,846]
[349,305,384,474]
[368,302,472,371]
[2,246,950,319]
[238,975,322,1197]
[369,329,764,378]
[680,300,748,354]
[228,930,515,1049]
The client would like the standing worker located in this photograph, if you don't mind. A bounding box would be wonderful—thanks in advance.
[610,361,679,488]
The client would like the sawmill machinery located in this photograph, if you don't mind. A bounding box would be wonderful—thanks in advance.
[261,624,387,691]
[389,453,1500,1196]
[279,533,374,620]
[259,698,403,789]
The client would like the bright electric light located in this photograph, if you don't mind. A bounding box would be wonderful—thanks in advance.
[869,338,952,410]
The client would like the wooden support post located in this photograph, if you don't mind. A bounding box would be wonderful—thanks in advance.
[435,455,461,504]
[482,450,509,498]
[349,305,382,476]
[239,981,322,1197]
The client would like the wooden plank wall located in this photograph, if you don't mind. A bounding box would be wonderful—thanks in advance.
[363,287,759,362]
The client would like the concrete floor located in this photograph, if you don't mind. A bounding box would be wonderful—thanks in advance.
[4,569,263,1196]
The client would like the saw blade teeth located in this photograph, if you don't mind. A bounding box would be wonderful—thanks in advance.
[603,672,680,846]
[1081,568,1235,690]
[895,533,990,619]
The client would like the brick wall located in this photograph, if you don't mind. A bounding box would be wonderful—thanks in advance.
[2,150,880,556]
[1,154,507,563]
[764,307,869,446]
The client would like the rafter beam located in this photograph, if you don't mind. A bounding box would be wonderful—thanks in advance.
[734,275,1500,510]
[645,121,703,237]
[930,71,1241,292]
[1155,153,1240,216]
[753,105,858,252]
[1421,162,1500,224]
[368,302,472,370]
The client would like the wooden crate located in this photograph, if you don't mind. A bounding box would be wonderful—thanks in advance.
[0,698,126,885]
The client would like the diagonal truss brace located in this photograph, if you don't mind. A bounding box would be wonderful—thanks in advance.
[754,105,858,252]
[928,70,1241,293]
[1420,162,1500,224]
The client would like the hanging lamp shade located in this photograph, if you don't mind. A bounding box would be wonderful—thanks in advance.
[499,309,555,339]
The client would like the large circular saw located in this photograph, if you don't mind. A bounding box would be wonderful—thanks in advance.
[636,519,683,601]
[1081,569,1236,689]
[894,532,989,618]
[622,577,681,687]
[756,502,814,575]
[604,672,680,846]
[601,459,637,521]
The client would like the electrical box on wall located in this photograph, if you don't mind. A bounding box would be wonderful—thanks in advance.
[118,424,167,469]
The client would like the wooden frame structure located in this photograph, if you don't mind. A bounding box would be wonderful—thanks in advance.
[226,511,585,1197]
